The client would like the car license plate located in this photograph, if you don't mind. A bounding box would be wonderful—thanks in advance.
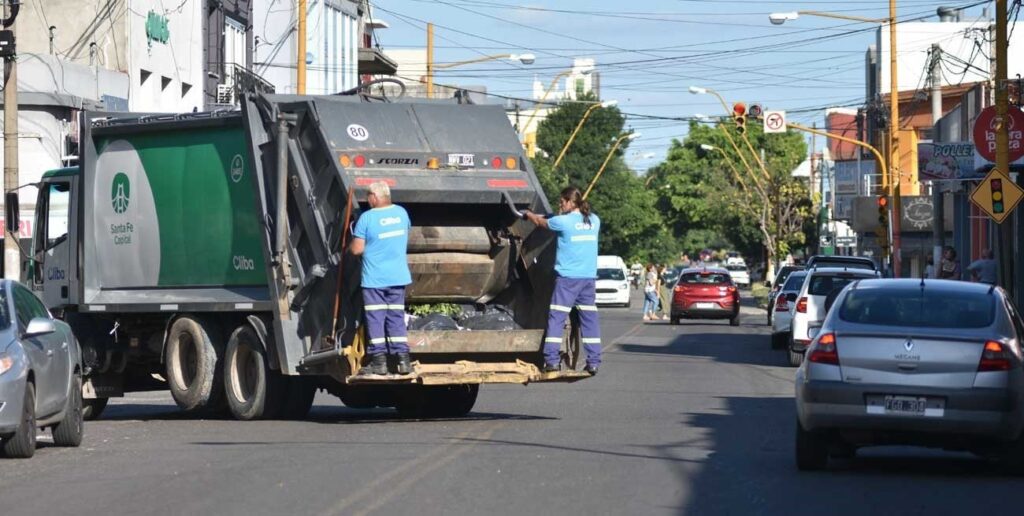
[884,396,926,415]
[694,302,716,309]
[447,153,474,167]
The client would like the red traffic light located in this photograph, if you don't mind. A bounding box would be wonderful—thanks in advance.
[877,196,889,208]
[732,102,746,117]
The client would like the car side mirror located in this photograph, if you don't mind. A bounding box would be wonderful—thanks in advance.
[4,192,18,234]
[24,317,56,338]
[785,293,797,302]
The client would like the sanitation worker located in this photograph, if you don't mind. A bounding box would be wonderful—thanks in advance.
[350,181,413,375]
[522,186,602,375]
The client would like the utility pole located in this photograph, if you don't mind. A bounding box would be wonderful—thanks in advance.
[930,43,944,278]
[995,0,1013,293]
[426,23,434,99]
[3,0,19,280]
[297,0,306,94]
[889,0,903,277]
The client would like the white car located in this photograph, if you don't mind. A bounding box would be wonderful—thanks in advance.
[788,267,880,367]
[770,270,807,349]
[595,256,631,307]
[725,264,750,288]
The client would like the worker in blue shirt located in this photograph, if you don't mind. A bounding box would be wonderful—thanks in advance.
[523,186,602,375]
[350,181,413,376]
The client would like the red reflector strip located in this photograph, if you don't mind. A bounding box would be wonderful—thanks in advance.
[354,177,396,186]
[487,179,528,188]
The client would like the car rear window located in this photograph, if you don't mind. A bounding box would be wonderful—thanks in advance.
[774,266,801,285]
[679,272,730,284]
[725,265,747,272]
[808,258,876,270]
[807,275,865,296]
[839,289,996,328]
[782,272,807,291]
[597,268,625,281]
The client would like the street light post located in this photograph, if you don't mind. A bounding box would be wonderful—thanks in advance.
[424,22,534,98]
[583,132,640,200]
[768,3,902,276]
[552,100,618,172]
[690,86,771,181]
[700,144,755,196]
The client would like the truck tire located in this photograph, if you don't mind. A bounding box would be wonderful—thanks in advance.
[280,377,317,420]
[2,382,37,458]
[52,374,84,447]
[224,325,286,420]
[82,398,109,420]
[165,317,225,412]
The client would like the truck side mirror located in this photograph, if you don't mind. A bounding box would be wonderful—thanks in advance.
[4,192,17,235]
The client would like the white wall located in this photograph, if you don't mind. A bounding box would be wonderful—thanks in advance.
[128,0,204,112]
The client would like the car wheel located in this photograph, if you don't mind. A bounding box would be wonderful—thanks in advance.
[52,374,84,447]
[82,397,109,421]
[795,419,829,471]
[2,382,37,458]
[788,348,804,367]
[729,315,740,327]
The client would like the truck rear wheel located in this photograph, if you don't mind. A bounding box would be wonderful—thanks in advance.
[224,326,286,420]
[280,377,317,420]
[165,317,225,412]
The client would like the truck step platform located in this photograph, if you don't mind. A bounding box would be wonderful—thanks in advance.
[345,360,591,385]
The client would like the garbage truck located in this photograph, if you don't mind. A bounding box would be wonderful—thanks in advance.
[11,91,591,421]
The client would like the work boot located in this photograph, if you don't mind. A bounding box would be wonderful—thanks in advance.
[584,364,599,376]
[542,362,560,373]
[358,353,387,376]
[395,352,413,375]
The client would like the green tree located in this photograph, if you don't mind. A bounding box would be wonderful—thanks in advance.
[532,94,677,263]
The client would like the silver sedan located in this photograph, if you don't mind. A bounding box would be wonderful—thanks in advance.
[795,279,1024,470]
[0,280,83,458]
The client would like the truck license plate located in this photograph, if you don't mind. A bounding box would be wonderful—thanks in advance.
[447,153,474,167]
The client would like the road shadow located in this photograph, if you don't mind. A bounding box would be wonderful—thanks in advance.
[677,396,1019,515]
[617,331,789,369]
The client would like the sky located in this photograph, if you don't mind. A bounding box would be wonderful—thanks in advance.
[368,0,994,172]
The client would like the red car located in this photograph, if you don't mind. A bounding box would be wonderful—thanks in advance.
[670,268,741,326]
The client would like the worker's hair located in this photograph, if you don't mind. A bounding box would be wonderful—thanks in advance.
[368,181,391,201]
[560,186,591,225]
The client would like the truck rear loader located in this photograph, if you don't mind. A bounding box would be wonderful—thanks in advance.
[15,92,590,420]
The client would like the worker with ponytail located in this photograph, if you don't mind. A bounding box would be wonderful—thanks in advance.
[523,186,603,375]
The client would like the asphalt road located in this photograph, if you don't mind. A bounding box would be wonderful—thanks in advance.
[1,289,1021,515]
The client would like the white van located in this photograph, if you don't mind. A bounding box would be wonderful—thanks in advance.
[596,255,631,307]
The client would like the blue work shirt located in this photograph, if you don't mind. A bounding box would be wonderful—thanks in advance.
[548,211,600,279]
[353,204,413,288]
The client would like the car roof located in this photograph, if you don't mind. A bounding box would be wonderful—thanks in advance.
[849,278,999,295]
[806,266,878,276]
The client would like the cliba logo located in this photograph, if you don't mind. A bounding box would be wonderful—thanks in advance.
[47,267,66,280]
[111,172,131,214]
[575,222,592,230]
[380,217,403,226]
[233,255,256,271]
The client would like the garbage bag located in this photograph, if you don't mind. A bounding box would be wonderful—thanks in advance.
[459,305,521,331]
[408,313,460,331]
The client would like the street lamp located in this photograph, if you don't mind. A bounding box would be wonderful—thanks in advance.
[425,21,534,98]
[767,4,902,276]
[583,132,641,200]
[551,99,618,172]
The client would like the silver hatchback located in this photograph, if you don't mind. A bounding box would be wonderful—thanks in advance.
[795,279,1024,470]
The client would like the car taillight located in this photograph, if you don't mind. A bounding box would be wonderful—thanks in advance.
[727,286,737,293]
[796,297,808,313]
[775,297,789,311]
[674,286,684,293]
[807,333,839,365]
[979,341,1012,371]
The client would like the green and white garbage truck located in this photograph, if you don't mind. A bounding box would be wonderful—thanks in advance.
[13,93,590,421]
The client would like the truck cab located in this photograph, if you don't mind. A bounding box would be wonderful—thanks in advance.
[30,168,81,310]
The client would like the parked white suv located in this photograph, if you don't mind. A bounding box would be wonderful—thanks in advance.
[788,267,879,366]
[724,264,750,288]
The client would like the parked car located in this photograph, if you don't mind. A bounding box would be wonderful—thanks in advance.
[766,265,805,325]
[725,264,750,288]
[0,280,84,458]
[670,268,740,326]
[805,255,878,272]
[795,279,1024,470]
[596,256,631,307]
[788,267,880,366]
[770,271,808,350]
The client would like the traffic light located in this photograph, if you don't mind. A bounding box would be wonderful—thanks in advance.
[732,102,747,136]
[991,177,1005,214]
[877,195,890,251]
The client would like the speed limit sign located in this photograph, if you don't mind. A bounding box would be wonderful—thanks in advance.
[764,111,786,134]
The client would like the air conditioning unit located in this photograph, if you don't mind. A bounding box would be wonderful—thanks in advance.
[217,84,235,105]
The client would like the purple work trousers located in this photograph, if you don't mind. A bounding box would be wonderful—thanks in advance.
[363,286,409,356]
[544,277,602,368]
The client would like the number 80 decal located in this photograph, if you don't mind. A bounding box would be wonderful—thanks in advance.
[347,124,370,141]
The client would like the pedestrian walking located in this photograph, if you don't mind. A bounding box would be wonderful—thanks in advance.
[350,181,413,376]
[523,186,602,375]
[938,246,961,280]
[967,249,998,285]
[655,264,670,321]
[642,264,660,321]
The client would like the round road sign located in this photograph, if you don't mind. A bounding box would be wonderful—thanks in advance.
[973,105,1024,163]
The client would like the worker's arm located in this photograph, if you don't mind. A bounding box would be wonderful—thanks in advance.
[522,210,550,229]
[350,237,366,256]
